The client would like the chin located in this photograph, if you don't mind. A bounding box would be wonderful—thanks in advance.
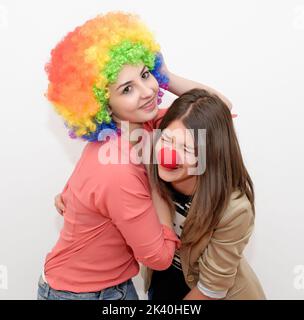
[158,166,186,182]
[141,105,158,121]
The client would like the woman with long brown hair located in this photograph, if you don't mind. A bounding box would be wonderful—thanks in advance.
[144,88,266,300]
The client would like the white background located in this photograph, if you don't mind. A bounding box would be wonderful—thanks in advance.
[0,0,303,299]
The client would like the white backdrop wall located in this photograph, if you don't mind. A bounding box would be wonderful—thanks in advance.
[0,0,303,299]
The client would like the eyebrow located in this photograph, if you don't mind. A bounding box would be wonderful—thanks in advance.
[162,132,195,150]
[116,65,147,91]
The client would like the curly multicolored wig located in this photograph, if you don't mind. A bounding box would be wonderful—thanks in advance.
[45,11,169,141]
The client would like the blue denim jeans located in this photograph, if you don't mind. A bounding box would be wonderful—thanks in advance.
[37,275,139,300]
[148,287,153,300]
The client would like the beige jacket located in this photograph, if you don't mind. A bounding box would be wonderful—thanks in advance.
[141,191,266,300]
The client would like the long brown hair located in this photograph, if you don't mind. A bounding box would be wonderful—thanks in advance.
[150,88,255,246]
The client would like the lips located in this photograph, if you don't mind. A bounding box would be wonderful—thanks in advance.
[140,95,156,109]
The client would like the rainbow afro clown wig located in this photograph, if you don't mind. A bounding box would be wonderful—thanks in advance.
[45,11,169,141]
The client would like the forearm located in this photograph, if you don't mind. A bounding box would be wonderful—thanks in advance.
[167,72,232,110]
[151,188,174,229]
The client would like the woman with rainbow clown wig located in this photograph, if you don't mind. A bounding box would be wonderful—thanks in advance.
[38,11,232,300]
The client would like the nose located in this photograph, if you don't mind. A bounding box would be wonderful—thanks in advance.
[139,82,154,99]
[157,147,181,169]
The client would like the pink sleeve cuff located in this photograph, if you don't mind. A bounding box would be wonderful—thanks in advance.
[162,224,181,249]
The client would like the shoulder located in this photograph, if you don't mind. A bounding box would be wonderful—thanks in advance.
[100,162,147,187]
[79,140,147,186]
[218,190,254,230]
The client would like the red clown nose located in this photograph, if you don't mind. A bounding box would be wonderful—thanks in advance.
[157,147,180,169]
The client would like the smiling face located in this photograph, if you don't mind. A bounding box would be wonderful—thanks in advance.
[107,63,159,125]
[156,119,199,184]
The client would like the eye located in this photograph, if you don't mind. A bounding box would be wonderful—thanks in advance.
[122,86,132,94]
[161,136,171,143]
[142,70,150,79]
[184,146,195,154]
[184,148,194,154]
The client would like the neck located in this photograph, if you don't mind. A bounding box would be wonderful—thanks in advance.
[113,116,144,146]
[171,175,197,196]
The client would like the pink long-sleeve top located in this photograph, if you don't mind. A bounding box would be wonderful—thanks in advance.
[44,108,180,293]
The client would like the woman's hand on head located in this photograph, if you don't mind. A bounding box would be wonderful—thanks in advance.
[54,193,65,215]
